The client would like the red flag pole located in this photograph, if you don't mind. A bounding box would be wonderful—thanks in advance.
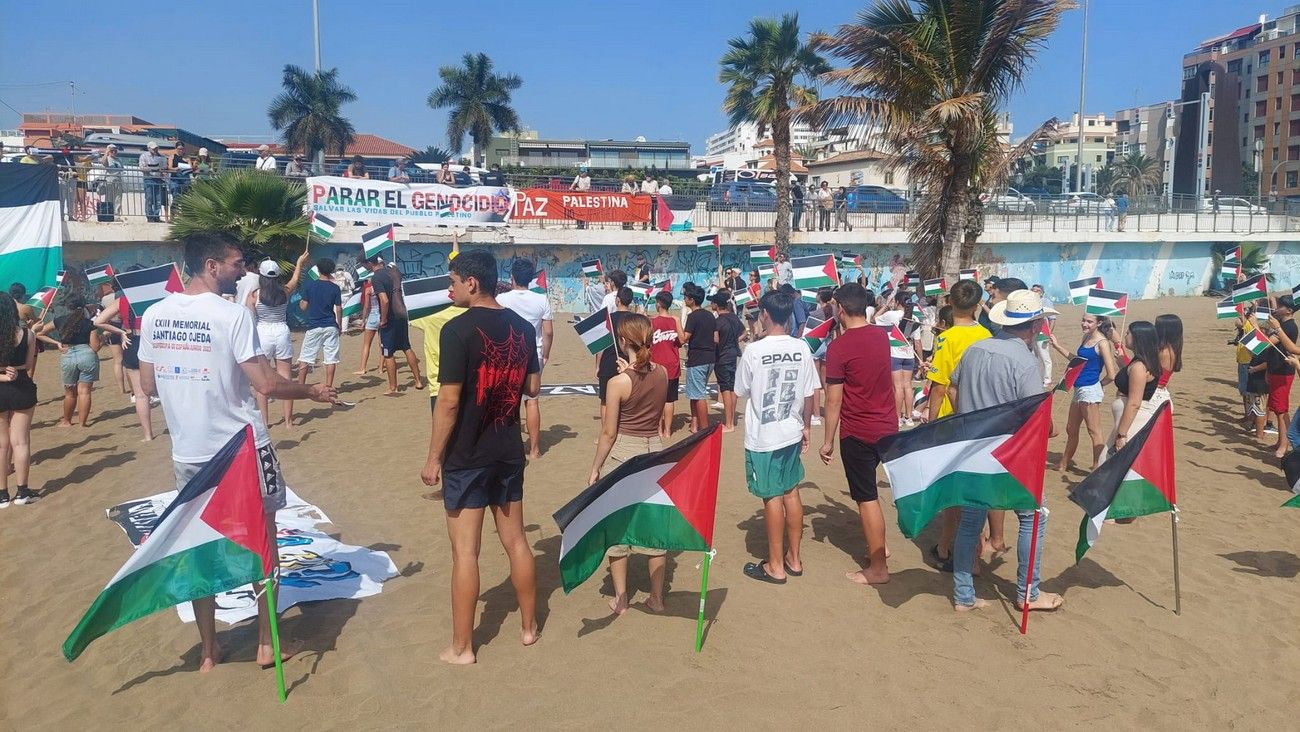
[1018,507,1042,634]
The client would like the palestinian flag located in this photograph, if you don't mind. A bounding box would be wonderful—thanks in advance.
[529,270,547,294]
[886,323,909,349]
[575,308,614,355]
[1221,245,1241,279]
[341,289,363,319]
[0,162,62,294]
[554,425,720,592]
[1086,288,1128,316]
[403,275,453,321]
[85,264,115,288]
[1069,402,1175,562]
[791,254,839,289]
[309,212,337,240]
[923,277,946,297]
[732,285,756,309]
[650,279,672,297]
[839,252,860,268]
[306,265,321,281]
[1035,320,1052,343]
[803,316,834,351]
[1216,297,1240,319]
[749,245,775,267]
[1054,357,1088,392]
[800,289,820,306]
[354,264,372,283]
[62,426,273,661]
[1239,327,1271,356]
[912,381,931,412]
[959,268,978,281]
[117,263,184,317]
[757,263,775,281]
[657,196,695,232]
[1069,277,1103,305]
[628,281,655,301]
[1233,274,1269,304]
[879,391,1052,538]
[1256,304,1273,323]
[361,224,395,260]
[581,259,603,279]
[696,234,720,250]
[25,286,56,316]
[904,271,921,289]
[56,269,66,286]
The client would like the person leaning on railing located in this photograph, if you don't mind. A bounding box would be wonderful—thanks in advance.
[88,145,123,222]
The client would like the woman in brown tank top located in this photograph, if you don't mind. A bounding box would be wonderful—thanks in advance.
[588,313,669,615]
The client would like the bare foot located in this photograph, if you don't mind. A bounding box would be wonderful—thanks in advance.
[643,595,665,613]
[382,389,399,396]
[56,420,73,428]
[521,624,539,646]
[1275,449,1288,460]
[141,435,155,443]
[846,568,890,585]
[1054,461,1068,472]
[256,640,301,668]
[529,449,541,460]
[608,594,628,616]
[721,425,735,433]
[954,599,990,612]
[1017,592,1065,612]
[198,645,222,673]
[439,645,476,665]
[352,369,369,375]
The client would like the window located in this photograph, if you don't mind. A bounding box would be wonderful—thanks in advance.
[1277,122,1283,136]
[1259,75,1270,93]
[1246,112,1251,123]
[1138,142,1147,154]
[1095,155,1102,163]
[1184,65,1198,79]
[1293,93,1300,112]
[1280,71,1286,84]
[1290,145,1300,161]
[1289,170,1299,188]
[1088,119,1096,126]
[1256,124,1266,139]
[1244,136,1250,147]
[1056,155,1069,165]
[1282,45,1289,59]
[1228,59,1243,72]
[1260,50,1271,64]
[1291,119,1300,136]
[1257,100,1268,116]
[884,171,894,185]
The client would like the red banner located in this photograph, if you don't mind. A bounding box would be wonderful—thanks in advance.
[510,189,651,223]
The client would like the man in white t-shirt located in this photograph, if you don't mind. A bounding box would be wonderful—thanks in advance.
[138,232,337,674]
[735,289,818,585]
[601,270,627,312]
[496,258,554,459]
[254,144,278,172]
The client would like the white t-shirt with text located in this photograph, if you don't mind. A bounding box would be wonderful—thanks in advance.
[734,334,818,452]
[497,289,553,355]
[137,292,272,463]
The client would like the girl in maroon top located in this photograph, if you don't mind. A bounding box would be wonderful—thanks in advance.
[650,290,684,439]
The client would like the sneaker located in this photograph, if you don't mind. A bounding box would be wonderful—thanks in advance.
[0,490,9,508]
[898,417,906,427]
[1265,426,1279,435]
[12,487,37,505]
[811,415,823,426]
[149,396,161,406]
[712,401,724,410]
[904,418,916,428]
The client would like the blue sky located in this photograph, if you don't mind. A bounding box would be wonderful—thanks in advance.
[0,1,1274,152]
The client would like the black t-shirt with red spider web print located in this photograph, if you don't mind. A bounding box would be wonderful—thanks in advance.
[438,306,540,470]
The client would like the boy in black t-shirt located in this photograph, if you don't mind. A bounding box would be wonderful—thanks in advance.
[421,250,540,665]
[682,283,716,432]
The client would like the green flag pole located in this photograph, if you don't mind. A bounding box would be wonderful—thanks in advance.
[693,548,714,653]
[1170,505,1182,616]
[264,576,287,703]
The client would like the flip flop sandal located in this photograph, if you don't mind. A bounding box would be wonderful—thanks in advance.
[743,561,786,584]
[783,561,803,577]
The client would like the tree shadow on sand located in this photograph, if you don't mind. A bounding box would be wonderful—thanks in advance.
[1219,550,1300,579]
[40,451,136,499]
[30,432,108,462]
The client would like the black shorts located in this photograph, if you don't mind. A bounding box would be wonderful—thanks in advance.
[841,436,884,503]
[122,334,141,370]
[665,378,679,404]
[106,332,123,346]
[442,461,525,510]
[715,361,737,392]
[379,316,411,357]
[598,374,611,403]
[429,394,437,412]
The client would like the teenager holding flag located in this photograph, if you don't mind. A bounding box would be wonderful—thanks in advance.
[0,293,37,508]
[1107,321,1163,457]
[1048,313,1118,472]
[245,251,311,429]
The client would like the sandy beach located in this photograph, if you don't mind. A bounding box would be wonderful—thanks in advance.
[2,293,1297,730]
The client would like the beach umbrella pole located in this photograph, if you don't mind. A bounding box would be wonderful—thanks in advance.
[694,549,713,652]
[1018,507,1043,635]
[264,576,288,702]
[1170,506,1182,616]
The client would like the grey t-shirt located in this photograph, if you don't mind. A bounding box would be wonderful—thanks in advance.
[950,332,1042,412]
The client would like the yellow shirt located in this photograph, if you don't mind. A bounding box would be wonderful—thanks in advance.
[927,322,993,417]
[412,306,467,396]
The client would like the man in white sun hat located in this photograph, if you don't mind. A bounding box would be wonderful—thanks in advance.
[947,287,1064,614]
[255,144,278,173]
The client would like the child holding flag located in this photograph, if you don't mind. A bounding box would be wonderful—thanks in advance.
[736,289,818,584]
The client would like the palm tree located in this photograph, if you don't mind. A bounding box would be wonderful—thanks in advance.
[1110,152,1161,198]
[1211,242,1272,290]
[720,14,829,255]
[169,169,309,261]
[805,0,1070,275]
[267,65,358,161]
[427,53,523,165]
[412,145,455,164]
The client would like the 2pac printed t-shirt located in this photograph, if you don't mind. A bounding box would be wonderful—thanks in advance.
[438,306,540,470]
[136,292,271,463]
[734,334,818,452]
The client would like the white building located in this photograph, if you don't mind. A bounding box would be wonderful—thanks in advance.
[704,121,822,159]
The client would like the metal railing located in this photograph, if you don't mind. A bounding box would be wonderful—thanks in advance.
[51,163,1300,235]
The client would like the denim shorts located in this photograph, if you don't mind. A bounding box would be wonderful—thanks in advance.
[890,356,915,372]
[1074,383,1104,404]
[685,364,713,400]
[60,344,99,386]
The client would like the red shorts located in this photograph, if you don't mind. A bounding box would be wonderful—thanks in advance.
[1267,373,1294,413]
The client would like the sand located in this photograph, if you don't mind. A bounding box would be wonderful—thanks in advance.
[2,294,1298,730]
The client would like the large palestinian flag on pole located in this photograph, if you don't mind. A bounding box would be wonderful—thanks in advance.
[63,426,272,661]
[553,425,721,593]
[1068,402,1176,562]
[117,264,184,317]
[0,162,63,292]
[403,274,453,321]
[878,391,1052,538]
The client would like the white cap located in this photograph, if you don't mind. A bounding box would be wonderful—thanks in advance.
[147,141,159,150]
[258,144,270,152]
[198,147,208,155]
[989,289,1059,327]
[106,143,117,150]
[257,260,280,277]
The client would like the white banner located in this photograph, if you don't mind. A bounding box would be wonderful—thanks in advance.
[306,175,511,226]
[106,487,398,625]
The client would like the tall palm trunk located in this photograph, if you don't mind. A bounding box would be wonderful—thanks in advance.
[940,158,972,277]
[772,108,792,256]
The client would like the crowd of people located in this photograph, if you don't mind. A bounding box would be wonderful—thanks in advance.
[1,235,1195,670]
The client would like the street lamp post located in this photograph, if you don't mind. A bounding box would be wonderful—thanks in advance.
[311,0,324,173]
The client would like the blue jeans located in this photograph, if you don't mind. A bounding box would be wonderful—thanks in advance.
[792,203,803,230]
[952,506,1046,607]
[1287,411,1300,453]
[144,178,164,218]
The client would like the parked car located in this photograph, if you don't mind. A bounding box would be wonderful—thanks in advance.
[708,181,778,210]
[1199,196,1266,215]
[988,187,1037,213]
[1049,191,1106,215]
[845,185,909,213]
